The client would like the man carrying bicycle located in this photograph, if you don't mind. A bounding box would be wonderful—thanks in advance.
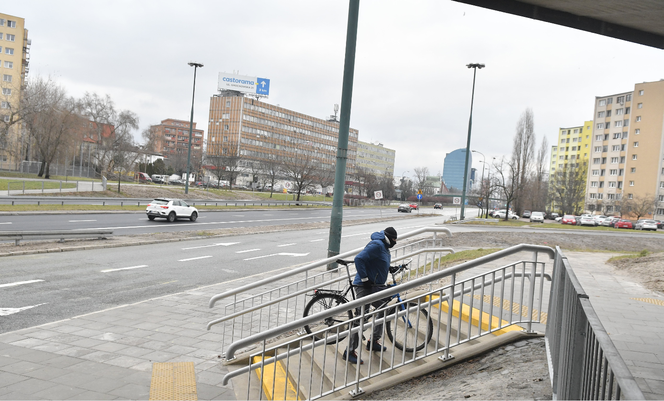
[343,227,397,365]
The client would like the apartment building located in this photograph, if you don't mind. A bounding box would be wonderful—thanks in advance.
[150,118,204,163]
[207,91,359,185]
[0,13,30,168]
[356,141,395,177]
[549,122,592,211]
[586,80,664,219]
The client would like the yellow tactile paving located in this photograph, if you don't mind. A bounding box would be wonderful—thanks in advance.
[472,294,549,324]
[252,356,302,400]
[425,296,523,335]
[631,297,664,306]
[149,362,197,400]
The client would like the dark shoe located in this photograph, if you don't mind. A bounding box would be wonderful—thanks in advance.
[342,350,364,364]
[366,340,387,352]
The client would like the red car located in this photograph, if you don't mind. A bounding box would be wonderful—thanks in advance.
[614,219,634,229]
[561,215,577,225]
[409,203,419,210]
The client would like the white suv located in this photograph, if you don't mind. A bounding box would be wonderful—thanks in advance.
[146,198,198,222]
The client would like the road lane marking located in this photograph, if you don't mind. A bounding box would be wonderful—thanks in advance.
[278,243,296,247]
[179,256,213,262]
[244,252,310,261]
[236,249,260,253]
[0,303,47,316]
[182,242,239,250]
[0,222,12,225]
[222,269,237,273]
[69,219,97,223]
[0,279,45,289]
[309,239,324,242]
[101,265,148,273]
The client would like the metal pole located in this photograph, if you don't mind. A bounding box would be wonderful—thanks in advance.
[185,62,203,194]
[460,63,484,220]
[327,0,360,270]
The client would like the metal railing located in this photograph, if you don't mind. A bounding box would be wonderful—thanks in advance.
[545,247,644,400]
[0,196,331,207]
[221,244,556,399]
[206,228,454,355]
[0,229,114,245]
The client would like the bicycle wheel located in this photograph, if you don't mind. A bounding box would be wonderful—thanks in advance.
[386,303,433,352]
[303,294,353,344]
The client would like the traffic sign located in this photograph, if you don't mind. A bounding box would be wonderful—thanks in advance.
[374,190,383,200]
[453,197,461,205]
[417,194,423,200]
[417,189,423,195]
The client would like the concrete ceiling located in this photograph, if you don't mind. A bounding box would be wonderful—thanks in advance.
[452,0,664,49]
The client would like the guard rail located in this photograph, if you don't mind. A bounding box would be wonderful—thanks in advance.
[0,196,331,208]
[0,230,114,245]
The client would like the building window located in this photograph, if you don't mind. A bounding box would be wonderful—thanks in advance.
[615,108,624,115]
[597,111,605,118]
[592,170,599,176]
[608,182,616,188]
[606,110,612,117]
[637,103,643,109]
[614,120,622,128]
[0,19,5,26]
[1,88,10,95]
[622,132,629,138]
[629,181,635,186]
[620,156,625,163]
[5,34,14,42]
[594,146,602,152]
[2,74,11,82]
[612,145,620,151]
[617,95,625,103]
[4,48,13,55]
[613,133,621,139]
[635,129,640,134]
[639,90,644,95]
[590,181,598,187]
[611,157,619,163]
[624,119,629,126]
[631,167,636,173]
[596,123,604,129]
[593,158,601,164]
[619,169,624,176]
[632,154,637,160]
[224,125,229,130]
[595,135,602,141]
[633,142,639,147]
[628,193,633,199]
[0,101,8,108]
[626,94,632,101]
[226,101,231,107]
[7,20,16,28]
[2,115,8,122]
[609,169,618,176]
[599,99,606,106]
[3,61,12,69]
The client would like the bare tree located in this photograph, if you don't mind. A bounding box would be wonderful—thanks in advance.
[492,156,519,221]
[511,109,536,215]
[141,126,160,154]
[0,80,28,167]
[280,150,318,201]
[623,194,657,220]
[378,172,397,201]
[22,77,79,179]
[314,165,336,197]
[549,163,587,215]
[413,167,429,194]
[259,158,282,198]
[354,167,378,197]
[531,136,549,212]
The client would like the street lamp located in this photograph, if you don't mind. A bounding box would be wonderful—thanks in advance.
[472,150,485,217]
[185,61,203,194]
[460,63,485,220]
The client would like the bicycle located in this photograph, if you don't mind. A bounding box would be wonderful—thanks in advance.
[302,258,433,352]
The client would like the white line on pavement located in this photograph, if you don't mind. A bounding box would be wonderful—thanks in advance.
[0,303,47,316]
[0,222,12,225]
[182,242,240,250]
[179,256,213,262]
[244,252,309,261]
[309,239,324,242]
[236,249,260,253]
[100,265,148,273]
[278,243,296,247]
[0,279,45,289]
[69,220,97,223]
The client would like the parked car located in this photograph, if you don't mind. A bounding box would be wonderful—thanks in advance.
[561,215,577,225]
[495,210,519,220]
[614,219,634,229]
[409,203,419,210]
[398,204,412,213]
[433,203,442,209]
[555,216,563,222]
[578,215,597,226]
[490,209,506,218]
[545,212,560,220]
[146,198,198,222]
[655,220,664,229]
[137,172,152,183]
[635,219,658,231]
[601,216,620,227]
[522,210,532,218]
[529,211,544,223]
[593,215,609,225]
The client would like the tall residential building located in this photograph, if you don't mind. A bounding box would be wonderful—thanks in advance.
[549,122,593,211]
[586,80,664,219]
[207,91,359,185]
[0,13,30,168]
[151,118,204,160]
[356,141,395,177]
[442,149,472,192]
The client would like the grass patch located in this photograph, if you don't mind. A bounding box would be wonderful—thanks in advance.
[608,249,651,263]
[1,179,77,191]
[408,248,500,278]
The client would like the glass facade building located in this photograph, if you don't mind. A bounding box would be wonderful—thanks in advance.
[442,149,472,192]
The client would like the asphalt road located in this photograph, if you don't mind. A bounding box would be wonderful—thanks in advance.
[0,216,447,334]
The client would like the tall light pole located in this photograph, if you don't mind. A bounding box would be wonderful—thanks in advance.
[185,61,203,195]
[460,63,484,220]
[472,150,485,217]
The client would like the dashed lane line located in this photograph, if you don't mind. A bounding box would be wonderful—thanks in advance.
[101,265,148,273]
[178,256,213,262]
[182,242,239,250]
[236,249,260,253]
[0,279,45,288]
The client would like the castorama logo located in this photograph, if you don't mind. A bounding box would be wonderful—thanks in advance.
[222,76,256,86]
[219,73,270,96]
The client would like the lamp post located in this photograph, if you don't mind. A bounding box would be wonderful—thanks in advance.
[185,61,203,195]
[472,150,485,217]
[400,170,409,201]
[460,63,484,220]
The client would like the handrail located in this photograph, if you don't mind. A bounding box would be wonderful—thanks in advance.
[205,247,455,331]
[208,227,453,308]
[223,243,554,359]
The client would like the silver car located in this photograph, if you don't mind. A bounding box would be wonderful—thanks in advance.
[529,211,544,223]
[635,219,658,231]
[146,198,199,222]
[579,216,597,226]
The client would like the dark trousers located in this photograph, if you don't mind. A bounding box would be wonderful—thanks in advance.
[348,284,391,351]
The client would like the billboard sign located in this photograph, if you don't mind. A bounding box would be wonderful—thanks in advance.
[218,73,270,97]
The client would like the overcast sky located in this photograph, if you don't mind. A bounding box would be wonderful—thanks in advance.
[6,1,664,180]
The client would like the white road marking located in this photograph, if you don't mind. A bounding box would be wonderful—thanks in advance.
[236,249,260,253]
[0,222,12,225]
[179,256,213,262]
[0,279,44,289]
[244,252,310,261]
[0,303,47,316]
[69,219,97,223]
[182,242,240,250]
[278,243,296,247]
[101,265,148,273]
[222,269,237,273]
[309,239,324,242]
